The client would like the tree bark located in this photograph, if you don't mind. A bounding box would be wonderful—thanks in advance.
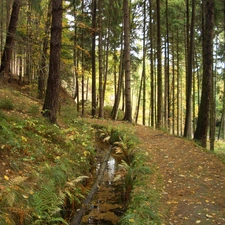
[123,0,132,122]
[0,0,21,76]
[42,0,63,123]
[98,0,104,118]
[194,0,214,147]
[184,0,195,138]
[91,0,97,118]
[156,0,162,128]
[142,1,146,126]
[38,0,51,99]
[111,46,124,120]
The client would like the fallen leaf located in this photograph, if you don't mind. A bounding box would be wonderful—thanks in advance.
[4,175,9,180]
[22,195,29,199]
[206,214,213,218]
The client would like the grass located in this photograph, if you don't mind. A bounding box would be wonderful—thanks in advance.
[215,140,225,163]
[0,97,14,110]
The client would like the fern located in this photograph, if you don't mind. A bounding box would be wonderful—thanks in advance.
[31,181,65,224]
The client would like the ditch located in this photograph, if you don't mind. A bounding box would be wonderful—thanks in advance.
[70,130,128,225]
[80,155,125,225]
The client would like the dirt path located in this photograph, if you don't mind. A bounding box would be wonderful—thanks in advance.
[134,125,225,225]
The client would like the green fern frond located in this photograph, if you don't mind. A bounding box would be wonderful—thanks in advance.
[31,181,64,223]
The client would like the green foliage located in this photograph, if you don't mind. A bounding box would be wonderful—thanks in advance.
[0,109,6,119]
[0,98,14,110]
[28,104,40,116]
[101,125,159,224]
[114,136,161,225]
[0,90,96,224]
[0,119,24,150]
[214,140,225,163]
[104,105,124,120]
[119,157,161,225]
[31,181,68,225]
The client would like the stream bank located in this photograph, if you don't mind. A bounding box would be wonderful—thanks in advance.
[70,128,128,225]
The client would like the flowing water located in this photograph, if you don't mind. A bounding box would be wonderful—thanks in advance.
[80,155,125,225]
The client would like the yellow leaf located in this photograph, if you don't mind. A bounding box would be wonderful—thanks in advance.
[22,195,29,199]
[21,136,27,142]
[4,175,9,180]
[206,214,213,218]
[84,151,90,157]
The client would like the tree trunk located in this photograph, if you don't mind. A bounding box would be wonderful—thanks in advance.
[176,29,180,135]
[156,0,162,128]
[42,0,63,124]
[184,0,195,138]
[38,0,51,99]
[111,46,124,120]
[164,0,170,130]
[0,0,21,76]
[91,0,97,118]
[98,0,104,118]
[123,0,132,122]
[149,0,155,127]
[81,0,85,117]
[135,74,143,123]
[142,1,146,126]
[194,0,214,147]
[210,38,217,150]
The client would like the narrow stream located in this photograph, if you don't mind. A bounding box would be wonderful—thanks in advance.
[80,155,125,225]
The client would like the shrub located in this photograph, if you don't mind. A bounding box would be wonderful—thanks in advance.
[0,98,14,110]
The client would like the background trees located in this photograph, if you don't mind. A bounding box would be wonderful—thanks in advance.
[0,0,224,148]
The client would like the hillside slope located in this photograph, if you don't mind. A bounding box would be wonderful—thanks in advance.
[89,119,225,225]
[0,82,225,225]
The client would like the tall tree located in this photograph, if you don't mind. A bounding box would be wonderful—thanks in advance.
[42,0,63,123]
[111,46,124,120]
[164,0,170,130]
[156,0,162,128]
[0,0,21,76]
[123,0,132,122]
[98,0,104,118]
[184,0,196,138]
[142,0,146,125]
[91,0,97,118]
[194,0,214,147]
[38,0,51,99]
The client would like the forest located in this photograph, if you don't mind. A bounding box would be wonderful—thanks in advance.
[0,0,224,148]
[1,0,225,225]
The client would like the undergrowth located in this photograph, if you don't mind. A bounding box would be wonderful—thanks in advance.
[0,88,96,225]
[0,87,162,225]
[95,124,162,225]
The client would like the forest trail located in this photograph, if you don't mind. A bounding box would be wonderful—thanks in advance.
[89,119,225,225]
[134,124,225,225]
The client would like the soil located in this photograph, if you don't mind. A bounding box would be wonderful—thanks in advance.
[88,119,225,225]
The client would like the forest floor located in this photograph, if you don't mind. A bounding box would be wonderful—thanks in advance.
[88,119,225,225]
[1,79,225,224]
